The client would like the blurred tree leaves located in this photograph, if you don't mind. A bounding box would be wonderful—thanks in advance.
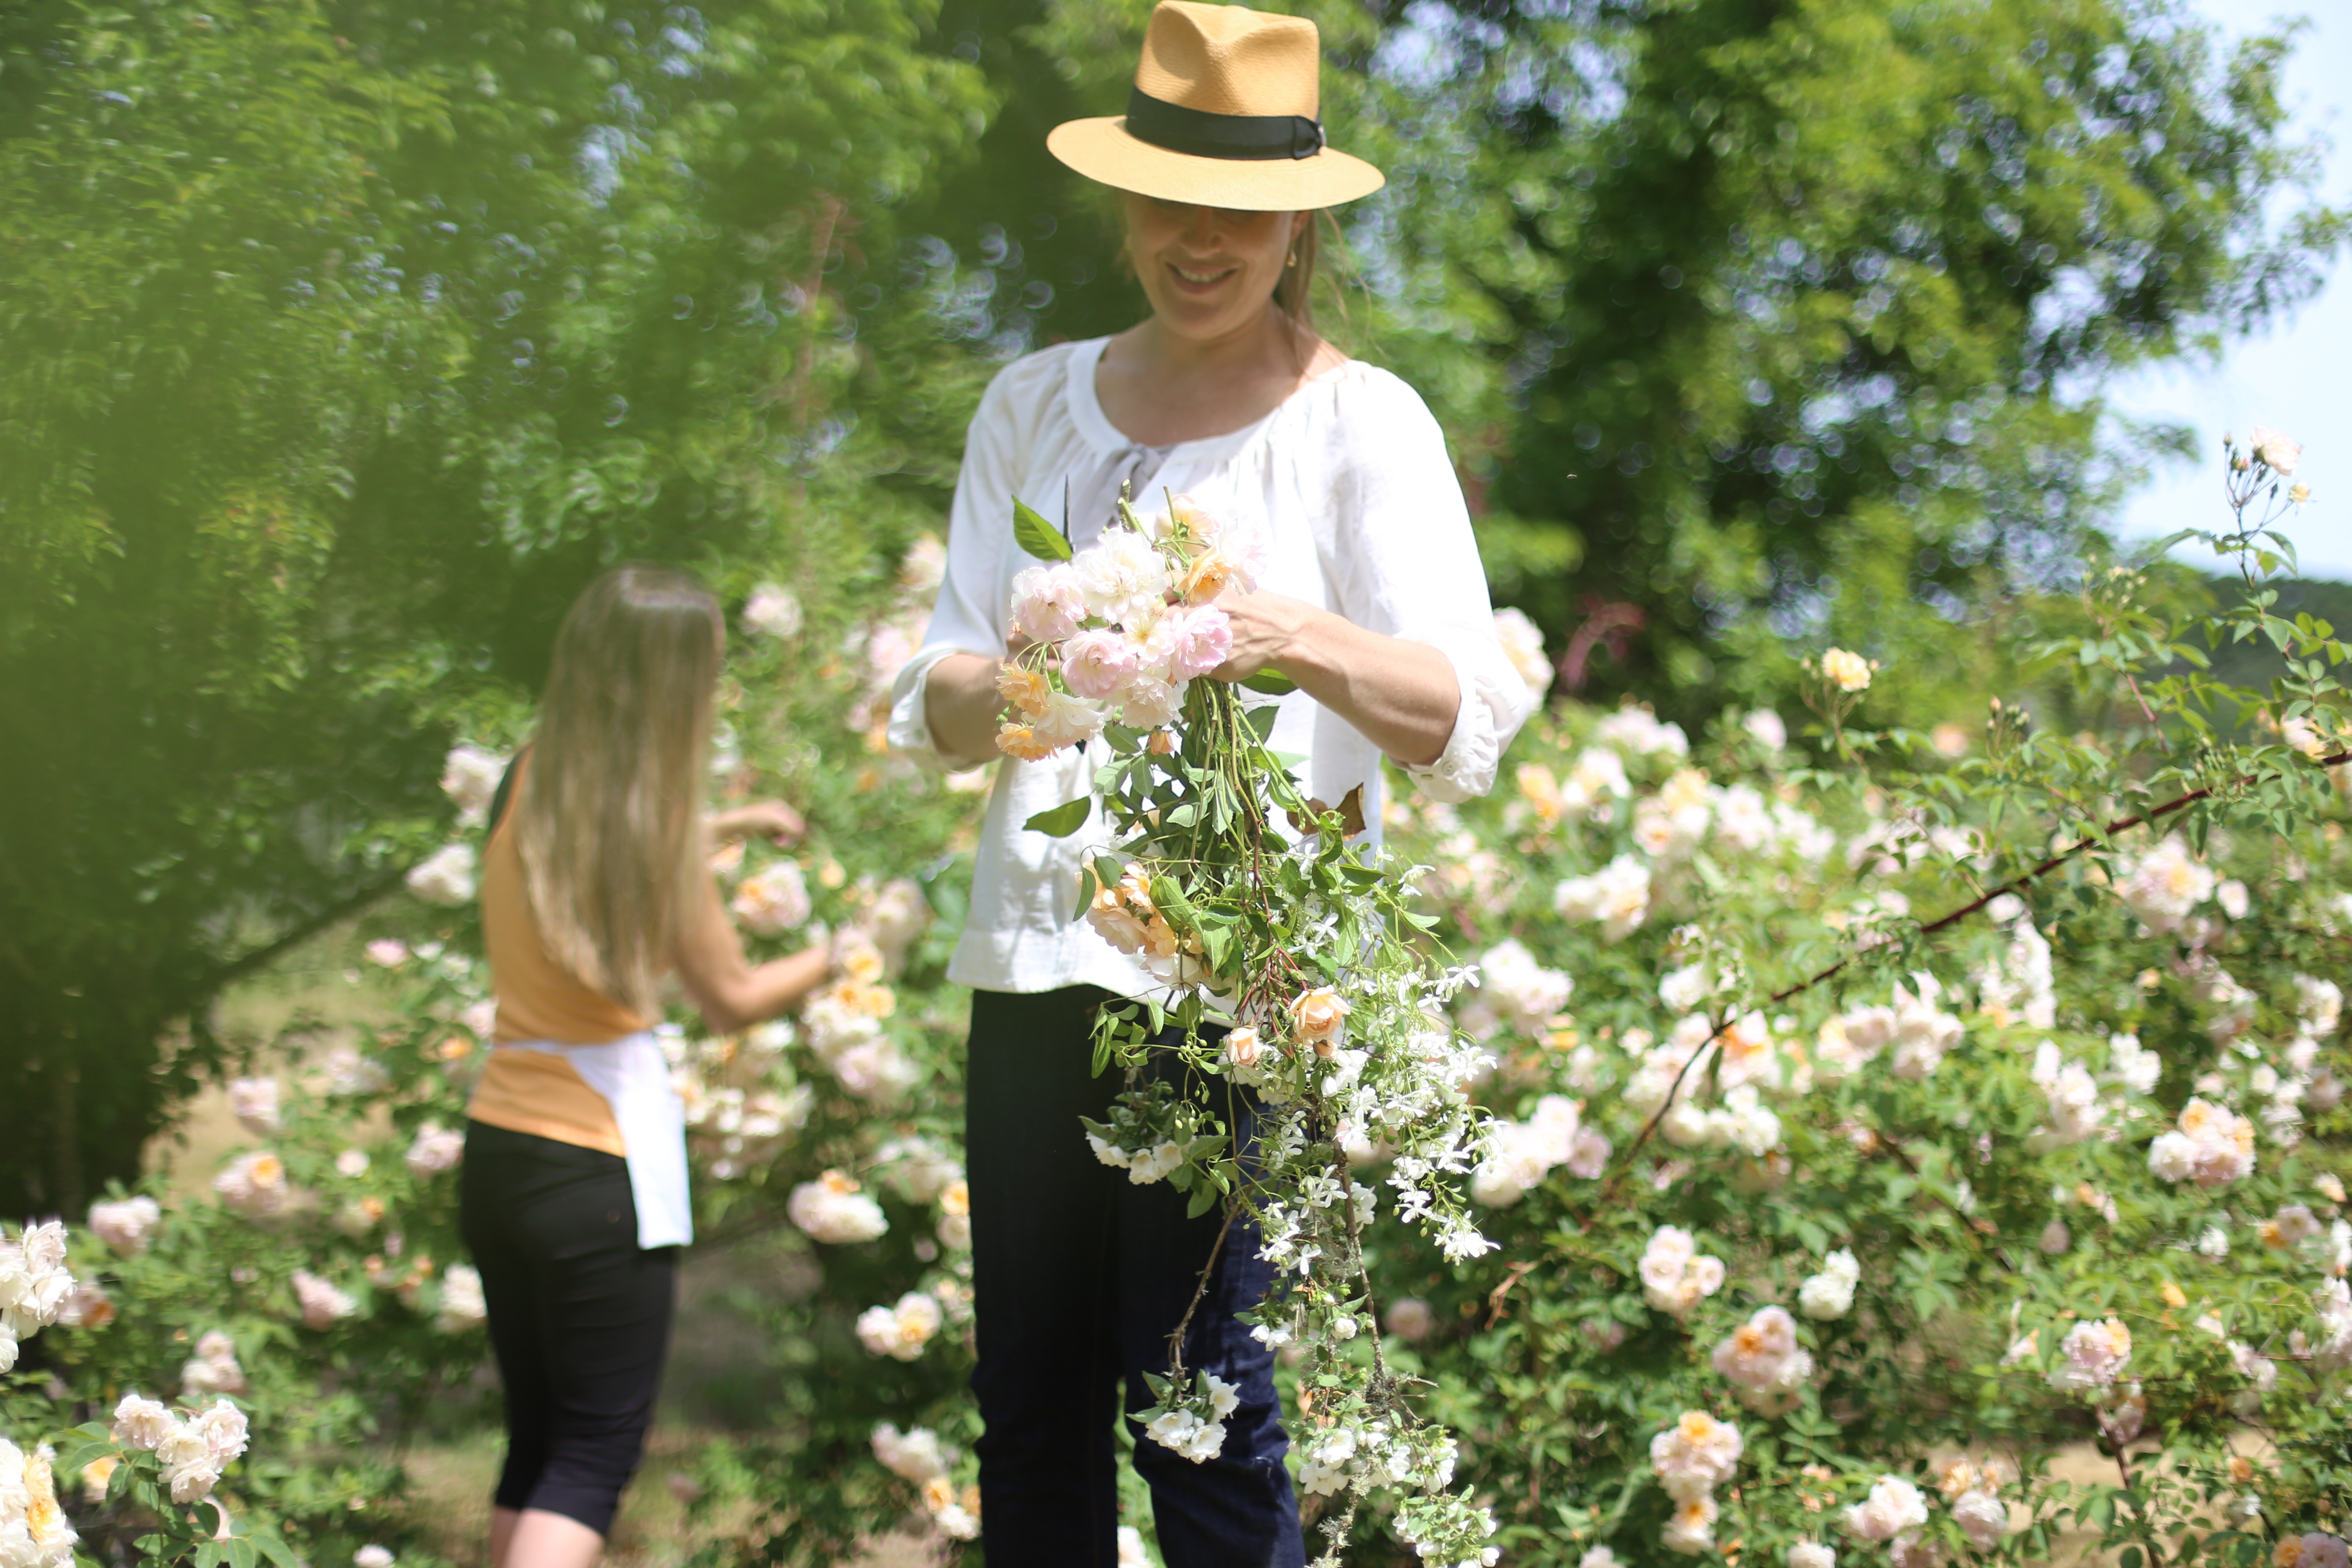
[0,0,988,1212]
[1339,0,2342,719]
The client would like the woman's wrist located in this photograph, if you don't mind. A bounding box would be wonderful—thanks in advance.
[1257,597,1332,682]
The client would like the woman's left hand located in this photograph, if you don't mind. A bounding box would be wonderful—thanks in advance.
[708,800,806,847]
[1207,588,1316,682]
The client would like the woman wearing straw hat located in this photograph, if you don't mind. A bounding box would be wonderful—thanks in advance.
[888,3,1532,1561]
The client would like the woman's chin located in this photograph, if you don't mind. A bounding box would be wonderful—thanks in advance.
[1152,294,1272,343]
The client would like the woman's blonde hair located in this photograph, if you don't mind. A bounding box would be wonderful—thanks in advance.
[512,565,723,1018]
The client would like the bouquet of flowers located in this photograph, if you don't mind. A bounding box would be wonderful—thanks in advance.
[995,489,1501,1568]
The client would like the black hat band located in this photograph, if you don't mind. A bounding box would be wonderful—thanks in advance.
[1123,85,1325,162]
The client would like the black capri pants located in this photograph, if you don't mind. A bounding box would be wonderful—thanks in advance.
[459,1120,677,1537]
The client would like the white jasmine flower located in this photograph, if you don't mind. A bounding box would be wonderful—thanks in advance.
[1553,855,1652,940]
[1710,1305,1815,1414]
[2248,426,2301,478]
[291,1270,359,1330]
[226,1077,281,1135]
[1951,1488,2007,1550]
[434,1265,487,1332]
[1595,705,1689,756]
[211,1150,293,1219]
[111,1394,176,1452]
[742,582,803,639]
[1649,1409,1742,1501]
[1492,608,1553,698]
[731,861,812,935]
[2297,975,2344,1037]
[1819,648,1873,692]
[2114,834,2214,933]
[87,1196,162,1257]
[405,842,478,906]
[1478,940,1574,1033]
[1844,1475,1929,1541]
[1798,1249,1860,1320]
[788,1171,888,1244]
[405,1121,465,1177]
[855,1292,944,1361]
[180,1331,247,1396]
[1639,1227,1725,1317]
[1889,975,1963,1080]
[1662,1492,1718,1555]
[871,1423,951,1482]
[2147,1098,2256,1186]
[2049,1317,2132,1392]
[440,744,505,827]
[0,1439,77,1568]
[353,1547,397,1568]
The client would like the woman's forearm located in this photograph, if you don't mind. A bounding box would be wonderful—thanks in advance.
[1268,606,1459,767]
[1211,590,1459,766]
[925,652,1009,765]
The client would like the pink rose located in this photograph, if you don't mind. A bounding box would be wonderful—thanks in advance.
[1167,606,1234,681]
[1011,565,1085,645]
[1060,628,1144,699]
[1118,676,1184,730]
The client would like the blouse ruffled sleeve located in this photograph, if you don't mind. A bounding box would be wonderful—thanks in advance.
[886,369,1027,773]
[1324,370,1537,803]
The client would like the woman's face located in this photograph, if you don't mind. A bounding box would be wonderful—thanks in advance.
[1121,193,1307,343]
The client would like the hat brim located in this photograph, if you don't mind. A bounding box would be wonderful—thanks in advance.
[1047,117,1384,211]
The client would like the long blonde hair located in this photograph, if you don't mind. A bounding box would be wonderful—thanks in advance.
[512,565,723,1018]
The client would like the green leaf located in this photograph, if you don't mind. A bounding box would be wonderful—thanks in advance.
[1240,669,1298,695]
[1186,1184,1218,1218]
[1024,798,1092,837]
[251,1533,300,1568]
[1012,497,1071,561]
[58,1441,115,1473]
[1245,706,1280,741]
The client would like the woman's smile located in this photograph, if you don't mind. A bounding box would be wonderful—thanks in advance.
[1166,258,1240,292]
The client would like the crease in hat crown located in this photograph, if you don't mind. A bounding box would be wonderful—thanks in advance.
[1135,1,1320,119]
[1043,0,1385,211]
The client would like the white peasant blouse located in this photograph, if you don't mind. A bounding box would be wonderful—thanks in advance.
[887,335,1534,998]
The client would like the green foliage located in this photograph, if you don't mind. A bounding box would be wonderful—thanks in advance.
[0,0,989,1213]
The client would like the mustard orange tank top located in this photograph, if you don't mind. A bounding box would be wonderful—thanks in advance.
[466,752,658,1155]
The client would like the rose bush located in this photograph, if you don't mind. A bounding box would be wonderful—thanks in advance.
[1347,440,2352,1565]
[14,442,2352,1568]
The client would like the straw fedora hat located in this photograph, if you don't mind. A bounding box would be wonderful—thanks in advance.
[1046,1,1384,212]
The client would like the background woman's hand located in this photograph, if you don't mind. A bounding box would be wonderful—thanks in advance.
[707,800,806,846]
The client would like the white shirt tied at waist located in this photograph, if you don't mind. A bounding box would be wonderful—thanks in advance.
[887,336,1535,999]
[497,1034,693,1250]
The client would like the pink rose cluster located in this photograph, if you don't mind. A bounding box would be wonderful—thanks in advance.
[998,495,1262,763]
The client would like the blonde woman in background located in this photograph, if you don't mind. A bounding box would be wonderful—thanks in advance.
[462,565,827,1568]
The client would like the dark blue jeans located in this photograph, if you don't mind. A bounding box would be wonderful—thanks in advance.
[965,986,1304,1568]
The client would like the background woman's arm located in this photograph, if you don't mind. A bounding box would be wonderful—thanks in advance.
[672,876,829,1035]
[1212,590,1459,767]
